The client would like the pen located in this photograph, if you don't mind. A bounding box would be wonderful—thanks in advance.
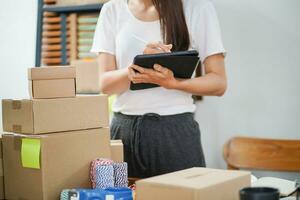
[132,34,171,52]
[132,34,148,45]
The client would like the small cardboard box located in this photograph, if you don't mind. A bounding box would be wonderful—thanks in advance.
[110,140,124,162]
[2,128,111,200]
[0,137,4,200]
[71,60,100,94]
[2,95,109,134]
[136,167,251,200]
[28,66,76,99]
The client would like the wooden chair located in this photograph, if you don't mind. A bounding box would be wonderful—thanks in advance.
[223,137,300,172]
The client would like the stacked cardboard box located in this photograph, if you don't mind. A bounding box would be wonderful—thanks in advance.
[71,59,100,94]
[28,66,76,99]
[136,168,251,200]
[110,140,124,163]
[1,66,118,199]
[0,137,4,200]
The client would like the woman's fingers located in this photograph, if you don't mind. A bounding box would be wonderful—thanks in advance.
[128,67,136,80]
[147,42,167,52]
[132,74,150,83]
[154,64,169,75]
[144,42,173,54]
[129,64,171,85]
[143,46,164,54]
[131,65,156,75]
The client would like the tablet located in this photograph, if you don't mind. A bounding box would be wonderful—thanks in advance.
[130,50,200,90]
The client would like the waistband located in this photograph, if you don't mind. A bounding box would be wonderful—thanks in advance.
[113,112,194,121]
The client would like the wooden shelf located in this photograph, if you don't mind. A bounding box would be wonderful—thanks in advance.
[36,0,103,66]
[43,4,102,13]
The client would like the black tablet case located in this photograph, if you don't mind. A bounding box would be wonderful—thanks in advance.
[130,50,200,90]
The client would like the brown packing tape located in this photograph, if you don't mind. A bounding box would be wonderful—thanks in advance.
[13,135,22,151]
[13,125,22,133]
[12,101,22,110]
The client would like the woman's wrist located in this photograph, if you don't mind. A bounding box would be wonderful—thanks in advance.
[172,78,185,90]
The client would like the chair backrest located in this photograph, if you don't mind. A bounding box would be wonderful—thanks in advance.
[223,137,300,172]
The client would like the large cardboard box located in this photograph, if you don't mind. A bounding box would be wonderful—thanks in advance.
[56,0,109,6]
[136,168,251,200]
[2,95,109,134]
[2,128,111,200]
[0,137,4,200]
[71,60,100,94]
[28,66,76,99]
[110,140,124,162]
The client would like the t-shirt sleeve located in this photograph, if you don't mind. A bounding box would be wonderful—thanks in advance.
[91,4,116,55]
[191,2,226,62]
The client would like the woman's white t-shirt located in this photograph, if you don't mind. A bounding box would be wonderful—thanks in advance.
[91,0,225,115]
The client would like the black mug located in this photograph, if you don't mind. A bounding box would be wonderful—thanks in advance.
[240,187,280,200]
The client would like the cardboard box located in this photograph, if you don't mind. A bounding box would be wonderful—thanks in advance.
[56,0,109,6]
[2,95,109,134]
[2,128,111,200]
[71,60,100,94]
[0,137,4,200]
[136,168,251,200]
[110,140,124,162]
[28,66,76,99]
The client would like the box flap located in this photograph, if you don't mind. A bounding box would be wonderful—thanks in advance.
[28,66,76,80]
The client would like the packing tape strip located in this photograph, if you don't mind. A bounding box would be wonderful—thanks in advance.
[12,100,22,109]
[21,138,41,169]
[12,125,22,133]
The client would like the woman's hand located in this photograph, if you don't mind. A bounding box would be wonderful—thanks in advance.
[128,64,179,89]
[143,42,173,54]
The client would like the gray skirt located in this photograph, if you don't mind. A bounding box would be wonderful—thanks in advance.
[110,112,206,178]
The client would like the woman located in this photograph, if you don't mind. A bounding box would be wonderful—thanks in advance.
[91,0,227,178]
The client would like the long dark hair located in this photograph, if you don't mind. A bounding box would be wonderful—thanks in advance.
[152,0,190,51]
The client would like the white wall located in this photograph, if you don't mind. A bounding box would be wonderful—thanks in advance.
[0,0,37,130]
[196,0,300,180]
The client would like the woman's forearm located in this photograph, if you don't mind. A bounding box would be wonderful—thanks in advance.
[175,73,227,96]
[100,68,130,95]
